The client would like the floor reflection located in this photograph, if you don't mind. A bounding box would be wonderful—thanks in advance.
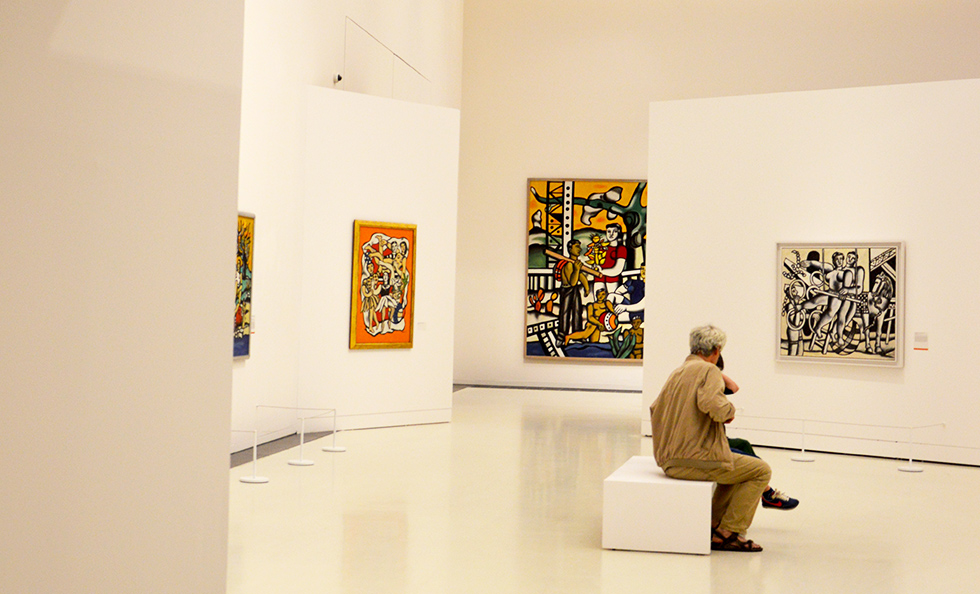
[517,405,640,593]
[228,387,980,594]
[342,510,408,593]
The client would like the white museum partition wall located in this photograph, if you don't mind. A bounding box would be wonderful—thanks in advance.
[645,79,980,466]
[2,2,243,592]
[232,0,462,453]
[299,87,460,431]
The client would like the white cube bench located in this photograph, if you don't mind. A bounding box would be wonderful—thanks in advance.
[602,455,713,555]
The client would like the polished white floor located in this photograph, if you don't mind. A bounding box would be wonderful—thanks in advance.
[228,387,980,594]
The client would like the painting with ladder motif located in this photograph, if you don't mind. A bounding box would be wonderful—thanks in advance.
[777,242,904,366]
[525,179,646,361]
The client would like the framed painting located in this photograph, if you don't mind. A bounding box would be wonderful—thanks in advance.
[525,179,647,361]
[234,212,255,358]
[777,242,904,367]
[350,220,417,349]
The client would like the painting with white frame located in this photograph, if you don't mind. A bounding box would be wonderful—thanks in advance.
[777,242,904,367]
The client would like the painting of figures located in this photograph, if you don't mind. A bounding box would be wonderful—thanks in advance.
[235,213,255,358]
[525,179,647,360]
[350,220,417,349]
[777,242,904,366]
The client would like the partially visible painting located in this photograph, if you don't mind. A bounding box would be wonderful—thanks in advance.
[235,212,255,358]
[350,220,417,349]
[777,242,904,366]
[525,179,647,360]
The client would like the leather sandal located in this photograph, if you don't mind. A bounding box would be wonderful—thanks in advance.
[711,529,763,552]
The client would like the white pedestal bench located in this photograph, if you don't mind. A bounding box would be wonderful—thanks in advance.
[601,455,713,555]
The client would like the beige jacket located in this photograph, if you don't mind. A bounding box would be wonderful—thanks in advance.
[650,354,736,471]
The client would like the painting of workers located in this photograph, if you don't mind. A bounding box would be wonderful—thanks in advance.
[350,220,417,349]
[526,179,647,360]
[777,242,904,366]
[235,213,255,358]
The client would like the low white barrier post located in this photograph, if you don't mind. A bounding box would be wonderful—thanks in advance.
[240,429,270,484]
[322,409,347,453]
[288,416,315,466]
[897,426,924,473]
[791,419,815,462]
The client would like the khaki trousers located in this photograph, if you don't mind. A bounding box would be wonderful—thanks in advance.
[665,454,771,535]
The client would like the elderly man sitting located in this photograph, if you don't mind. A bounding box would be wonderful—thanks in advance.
[649,324,771,552]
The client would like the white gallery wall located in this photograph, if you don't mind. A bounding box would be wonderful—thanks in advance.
[455,0,980,392]
[233,0,462,451]
[646,79,980,466]
[299,88,459,430]
[1,2,243,592]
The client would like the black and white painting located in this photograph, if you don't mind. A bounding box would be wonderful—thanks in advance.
[777,243,904,366]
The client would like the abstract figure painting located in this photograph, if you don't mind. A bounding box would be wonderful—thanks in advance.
[777,242,904,366]
[350,220,417,349]
[526,179,647,360]
[235,213,255,358]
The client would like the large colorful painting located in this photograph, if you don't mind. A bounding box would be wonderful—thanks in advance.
[525,179,647,360]
[350,220,417,349]
[777,242,904,366]
[235,212,255,358]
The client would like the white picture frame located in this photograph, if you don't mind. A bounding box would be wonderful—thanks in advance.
[776,242,904,367]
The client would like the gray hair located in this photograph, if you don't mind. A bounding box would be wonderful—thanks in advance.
[689,324,727,356]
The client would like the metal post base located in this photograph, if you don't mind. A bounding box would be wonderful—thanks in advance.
[240,476,269,484]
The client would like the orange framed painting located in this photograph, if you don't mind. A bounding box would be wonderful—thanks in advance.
[350,220,417,349]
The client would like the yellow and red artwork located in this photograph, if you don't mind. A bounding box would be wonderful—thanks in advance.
[235,213,254,358]
[350,220,417,349]
[526,179,647,361]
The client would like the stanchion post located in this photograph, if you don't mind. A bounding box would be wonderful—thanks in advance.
[322,409,347,453]
[289,417,315,466]
[240,429,270,484]
[898,426,924,473]
[791,419,815,462]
